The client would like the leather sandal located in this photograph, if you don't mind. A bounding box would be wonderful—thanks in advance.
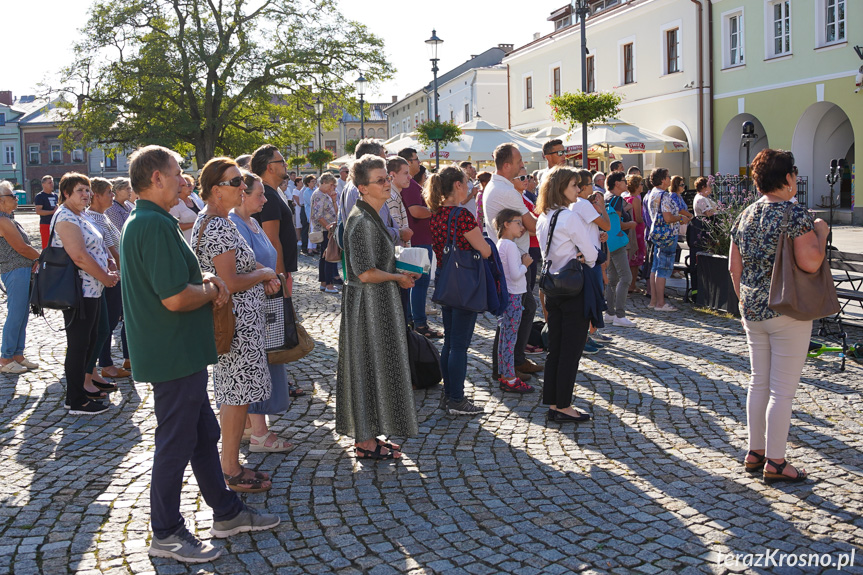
[224,467,272,493]
[356,444,399,461]
[744,450,766,473]
[249,431,294,453]
[376,438,401,452]
[763,459,808,485]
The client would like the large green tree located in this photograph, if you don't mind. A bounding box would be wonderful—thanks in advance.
[57,0,389,165]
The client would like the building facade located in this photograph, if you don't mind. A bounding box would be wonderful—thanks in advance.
[712,0,860,222]
[436,66,508,127]
[504,0,712,181]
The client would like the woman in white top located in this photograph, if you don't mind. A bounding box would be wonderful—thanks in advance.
[535,167,596,424]
[52,172,119,415]
[169,174,199,243]
[692,176,717,217]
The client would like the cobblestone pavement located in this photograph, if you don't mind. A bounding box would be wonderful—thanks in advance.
[1,216,862,574]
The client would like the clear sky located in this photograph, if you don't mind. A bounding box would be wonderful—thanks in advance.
[4,0,566,103]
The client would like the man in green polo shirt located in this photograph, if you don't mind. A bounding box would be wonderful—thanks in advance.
[121,145,280,564]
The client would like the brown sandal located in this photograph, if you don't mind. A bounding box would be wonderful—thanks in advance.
[763,459,808,485]
[224,467,272,493]
[744,450,766,473]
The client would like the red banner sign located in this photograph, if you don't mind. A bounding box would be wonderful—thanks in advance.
[625,142,646,151]
[429,151,450,159]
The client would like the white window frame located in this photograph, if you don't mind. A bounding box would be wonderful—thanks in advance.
[50,143,62,163]
[464,102,470,121]
[660,20,683,75]
[549,62,563,97]
[522,72,534,110]
[419,111,425,125]
[586,55,596,93]
[104,154,117,169]
[766,0,792,58]
[28,145,40,165]
[817,0,846,47]
[71,148,84,163]
[3,144,15,165]
[721,8,746,69]
[618,36,637,86]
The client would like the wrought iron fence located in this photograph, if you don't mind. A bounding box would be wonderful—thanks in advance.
[710,175,808,206]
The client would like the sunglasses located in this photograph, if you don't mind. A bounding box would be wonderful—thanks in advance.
[0,193,16,198]
[514,175,528,181]
[550,150,565,156]
[217,176,244,188]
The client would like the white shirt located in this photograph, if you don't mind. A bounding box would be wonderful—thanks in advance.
[571,198,602,251]
[336,178,347,195]
[537,207,599,270]
[169,200,198,244]
[189,193,204,211]
[497,238,527,294]
[693,193,718,217]
[482,174,529,253]
[462,180,477,217]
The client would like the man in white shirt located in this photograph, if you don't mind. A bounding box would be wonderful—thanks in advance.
[535,139,566,187]
[483,143,542,379]
[336,165,349,195]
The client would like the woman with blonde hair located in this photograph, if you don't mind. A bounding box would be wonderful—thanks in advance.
[192,158,280,491]
[535,167,597,423]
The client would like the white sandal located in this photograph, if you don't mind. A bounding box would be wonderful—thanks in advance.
[249,431,294,453]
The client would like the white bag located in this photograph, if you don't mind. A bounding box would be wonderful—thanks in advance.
[395,246,431,275]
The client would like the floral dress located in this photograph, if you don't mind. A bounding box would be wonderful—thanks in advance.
[191,214,271,405]
[730,200,813,322]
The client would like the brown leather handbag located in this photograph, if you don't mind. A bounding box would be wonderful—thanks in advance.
[767,204,840,321]
[194,216,236,355]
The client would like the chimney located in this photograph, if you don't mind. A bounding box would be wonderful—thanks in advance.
[392,95,398,103]
[0,91,12,106]
[533,32,541,41]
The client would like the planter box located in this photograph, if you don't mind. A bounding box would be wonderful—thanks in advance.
[695,252,740,317]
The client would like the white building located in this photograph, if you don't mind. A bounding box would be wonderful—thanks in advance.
[436,66,508,127]
[504,0,712,181]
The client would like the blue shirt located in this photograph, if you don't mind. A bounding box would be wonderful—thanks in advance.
[302,187,314,221]
[229,213,277,270]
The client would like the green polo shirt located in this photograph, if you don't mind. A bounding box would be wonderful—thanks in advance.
[119,199,217,383]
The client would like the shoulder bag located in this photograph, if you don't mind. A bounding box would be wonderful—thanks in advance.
[767,204,840,321]
[267,299,315,364]
[263,274,300,352]
[431,207,488,312]
[647,191,676,249]
[538,209,585,298]
[194,216,236,355]
[29,225,84,317]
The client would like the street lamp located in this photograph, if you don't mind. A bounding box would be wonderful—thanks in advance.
[314,97,324,171]
[426,29,444,170]
[573,0,590,167]
[100,159,105,177]
[740,121,757,189]
[355,74,367,140]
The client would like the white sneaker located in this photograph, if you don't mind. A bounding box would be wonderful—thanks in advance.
[603,313,615,324]
[613,316,637,328]
[0,361,27,374]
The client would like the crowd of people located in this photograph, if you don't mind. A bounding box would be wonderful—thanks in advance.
[0,136,829,562]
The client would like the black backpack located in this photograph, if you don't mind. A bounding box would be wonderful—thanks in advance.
[406,328,442,389]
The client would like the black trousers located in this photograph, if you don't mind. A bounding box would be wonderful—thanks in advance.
[99,283,129,367]
[300,209,310,252]
[63,297,101,408]
[543,291,590,409]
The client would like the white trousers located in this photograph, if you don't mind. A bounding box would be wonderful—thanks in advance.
[742,314,812,459]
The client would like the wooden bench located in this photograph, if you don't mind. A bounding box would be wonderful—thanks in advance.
[818,249,863,370]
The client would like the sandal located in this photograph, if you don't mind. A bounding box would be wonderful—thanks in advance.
[224,467,272,493]
[356,444,399,461]
[93,381,118,392]
[249,431,295,453]
[744,450,766,473]
[288,383,306,398]
[763,459,808,485]
[85,390,108,401]
[376,438,401,452]
[415,325,443,339]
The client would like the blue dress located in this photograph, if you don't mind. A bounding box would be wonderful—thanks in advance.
[229,212,290,415]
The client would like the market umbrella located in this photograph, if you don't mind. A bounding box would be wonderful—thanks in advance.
[529,126,567,141]
[561,118,688,156]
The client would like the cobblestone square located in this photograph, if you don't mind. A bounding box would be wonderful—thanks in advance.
[1,218,862,574]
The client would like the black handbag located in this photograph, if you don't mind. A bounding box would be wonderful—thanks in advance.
[431,207,488,313]
[538,209,585,298]
[29,226,83,316]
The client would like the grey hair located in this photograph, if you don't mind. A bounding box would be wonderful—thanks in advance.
[319,172,337,185]
[112,177,131,192]
[350,155,386,187]
[0,181,13,194]
[355,139,385,158]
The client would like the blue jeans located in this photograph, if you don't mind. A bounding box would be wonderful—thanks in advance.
[410,244,433,327]
[1,266,31,358]
[440,306,478,402]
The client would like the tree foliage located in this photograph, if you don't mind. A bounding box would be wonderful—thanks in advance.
[415,120,462,147]
[57,0,392,166]
[344,139,358,155]
[288,155,306,170]
[307,149,334,171]
[549,91,622,129]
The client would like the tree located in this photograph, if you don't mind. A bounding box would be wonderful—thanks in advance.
[344,139,358,155]
[307,149,334,172]
[548,91,622,129]
[56,0,392,166]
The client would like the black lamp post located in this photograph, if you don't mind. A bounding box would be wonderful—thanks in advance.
[574,0,590,167]
[426,29,443,170]
[355,75,367,140]
[741,121,757,190]
[314,97,325,174]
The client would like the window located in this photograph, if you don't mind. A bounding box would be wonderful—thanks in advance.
[3,144,14,165]
[623,43,634,84]
[51,144,62,163]
[770,1,791,56]
[826,0,845,43]
[666,28,680,73]
[525,76,533,109]
[450,109,454,122]
[553,67,561,97]
[28,145,40,165]
[0,113,5,126]
[725,12,745,66]
[555,15,571,30]
[105,154,116,169]
[71,148,84,163]
[464,103,470,121]
[325,140,337,153]
[419,111,425,124]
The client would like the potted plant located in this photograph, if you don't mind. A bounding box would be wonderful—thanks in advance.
[307,149,335,172]
[288,155,306,171]
[416,120,462,147]
[694,176,759,317]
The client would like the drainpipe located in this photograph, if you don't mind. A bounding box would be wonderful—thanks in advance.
[707,0,715,176]
[506,63,512,129]
[690,0,705,177]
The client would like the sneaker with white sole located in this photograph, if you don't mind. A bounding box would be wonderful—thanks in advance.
[613,316,637,328]
[446,397,484,415]
[0,361,28,374]
[149,529,222,563]
[603,313,615,324]
[211,507,280,538]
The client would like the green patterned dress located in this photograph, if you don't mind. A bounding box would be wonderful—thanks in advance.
[336,199,419,443]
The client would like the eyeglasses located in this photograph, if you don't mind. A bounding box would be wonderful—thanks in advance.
[369,175,394,186]
[268,159,287,166]
[0,193,16,198]
[792,165,799,175]
[408,157,420,163]
[217,176,244,188]
[549,150,565,156]
[514,175,528,181]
